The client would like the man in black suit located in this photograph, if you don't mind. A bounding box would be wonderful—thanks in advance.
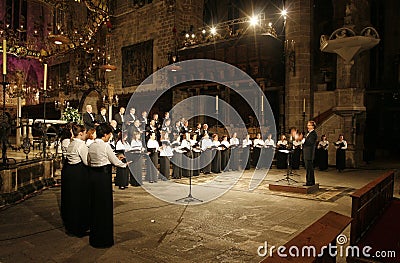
[126,107,137,126]
[96,107,108,124]
[114,107,125,130]
[303,120,318,186]
[82,104,96,131]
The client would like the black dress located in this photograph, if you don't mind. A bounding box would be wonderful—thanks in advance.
[147,148,158,182]
[229,144,239,171]
[241,144,252,170]
[61,161,90,237]
[211,146,222,173]
[115,158,129,188]
[192,148,201,176]
[276,142,288,169]
[317,142,329,171]
[291,145,302,169]
[172,150,183,179]
[125,151,143,186]
[335,141,346,171]
[202,149,212,174]
[220,143,230,171]
[89,165,114,248]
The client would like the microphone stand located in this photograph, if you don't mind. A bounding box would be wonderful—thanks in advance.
[176,143,203,203]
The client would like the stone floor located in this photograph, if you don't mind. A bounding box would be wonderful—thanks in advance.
[0,150,399,262]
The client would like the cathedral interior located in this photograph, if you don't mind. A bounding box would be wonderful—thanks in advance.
[0,0,399,262]
[1,0,399,166]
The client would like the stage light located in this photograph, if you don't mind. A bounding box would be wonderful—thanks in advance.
[210,27,217,35]
[249,15,259,26]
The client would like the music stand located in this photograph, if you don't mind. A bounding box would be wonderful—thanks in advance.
[276,149,299,184]
[176,145,203,203]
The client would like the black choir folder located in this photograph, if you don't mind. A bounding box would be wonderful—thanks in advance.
[334,142,345,148]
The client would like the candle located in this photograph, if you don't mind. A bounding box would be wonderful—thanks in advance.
[43,63,47,91]
[3,39,6,75]
[303,98,306,113]
[216,95,218,111]
[261,96,264,112]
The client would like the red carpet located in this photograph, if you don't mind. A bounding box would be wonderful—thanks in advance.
[358,199,400,263]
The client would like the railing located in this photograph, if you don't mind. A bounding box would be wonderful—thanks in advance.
[350,170,395,245]
[312,108,334,126]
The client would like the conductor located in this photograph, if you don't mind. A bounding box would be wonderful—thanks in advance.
[303,121,318,186]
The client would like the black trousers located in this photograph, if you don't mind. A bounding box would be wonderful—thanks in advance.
[305,159,315,185]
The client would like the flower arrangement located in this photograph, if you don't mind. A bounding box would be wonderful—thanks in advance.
[61,107,82,123]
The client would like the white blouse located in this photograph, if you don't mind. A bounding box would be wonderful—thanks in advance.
[221,140,230,148]
[88,139,126,168]
[230,137,239,146]
[253,138,265,148]
[130,139,143,151]
[335,140,347,150]
[243,138,252,147]
[201,138,213,151]
[318,140,329,150]
[264,138,275,147]
[147,139,159,151]
[65,138,88,165]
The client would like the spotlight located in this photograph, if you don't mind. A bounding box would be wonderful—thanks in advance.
[210,27,217,35]
[249,15,259,26]
[281,9,288,19]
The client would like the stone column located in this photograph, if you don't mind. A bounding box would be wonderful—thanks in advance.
[285,0,312,133]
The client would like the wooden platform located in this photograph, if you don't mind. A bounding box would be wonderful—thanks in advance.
[269,182,319,194]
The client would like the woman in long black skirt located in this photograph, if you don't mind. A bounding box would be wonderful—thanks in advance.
[191,134,201,176]
[200,134,213,174]
[181,133,192,177]
[211,134,221,173]
[276,134,288,169]
[62,124,89,237]
[264,134,275,169]
[334,134,347,172]
[146,132,159,183]
[114,132,130,189]
[159,132,173,180]
[291,134,303,170]
[88,123,128,248]
[126,132,144,186]
[171,135,183,179]
[317,134,329,171]
[242,134,252,170]
[253,133,264,169]
[220,135,230,171]
[229,132,240,171]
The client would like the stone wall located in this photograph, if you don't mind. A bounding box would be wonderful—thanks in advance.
[285,0,313,132]
[314,91,335,116]
[108,0,204,96]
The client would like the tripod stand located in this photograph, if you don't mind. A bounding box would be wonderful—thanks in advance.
[176,147,203,203]
[276,149,300,184]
